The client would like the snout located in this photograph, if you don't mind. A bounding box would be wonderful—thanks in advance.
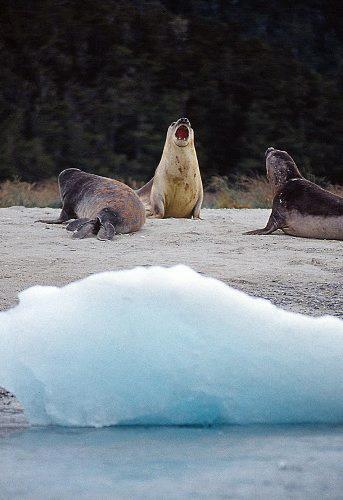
[265,147,275,158]
[177,117,191,126]
[174,118,191,144]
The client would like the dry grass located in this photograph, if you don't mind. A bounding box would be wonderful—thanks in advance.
[204,175,274,209]
[0,176,341,210]
[0,179,60,208]
[204,176,343,209]
[331,184,343,198]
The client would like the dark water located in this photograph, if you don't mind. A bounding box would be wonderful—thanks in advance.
[1,425,343,499]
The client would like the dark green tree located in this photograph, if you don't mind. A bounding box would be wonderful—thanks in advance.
[0,0,342,183]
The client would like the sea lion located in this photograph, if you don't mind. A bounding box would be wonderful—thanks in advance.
[245,147,343,240]
[38,169,146,239]
[137,118,203,218]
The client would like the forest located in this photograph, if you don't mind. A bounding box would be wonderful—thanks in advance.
[0,0,342,186]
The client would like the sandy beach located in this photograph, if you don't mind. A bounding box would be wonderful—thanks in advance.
[0,207,342,318]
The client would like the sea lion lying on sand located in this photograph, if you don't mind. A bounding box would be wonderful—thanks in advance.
[245,147,343,240]
[137,118,203,218]
[38,169,146,240]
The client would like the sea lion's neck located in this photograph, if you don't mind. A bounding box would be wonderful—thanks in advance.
[160,141,198,176]
[269,161,303,195]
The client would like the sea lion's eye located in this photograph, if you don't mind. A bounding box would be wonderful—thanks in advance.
[171,122,176,126]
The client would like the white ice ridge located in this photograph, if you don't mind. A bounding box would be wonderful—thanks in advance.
[0,265,342,427]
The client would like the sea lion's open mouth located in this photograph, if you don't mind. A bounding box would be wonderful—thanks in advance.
[175,125,189,141]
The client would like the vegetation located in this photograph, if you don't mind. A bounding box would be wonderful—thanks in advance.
[204,176,343,209]
[0,1,342,186]
[1,176,341,210]
[0,178,60,208]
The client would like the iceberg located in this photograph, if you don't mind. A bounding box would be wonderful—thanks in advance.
[0,265,342,427]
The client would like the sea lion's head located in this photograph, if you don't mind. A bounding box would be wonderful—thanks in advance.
[265,147,302,193]
[168,118,194,148]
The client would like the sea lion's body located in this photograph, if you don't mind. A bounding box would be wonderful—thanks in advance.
[137,118,203,218]
[246,148,343,240]
[39,169,146,239]
[273,179,343,239]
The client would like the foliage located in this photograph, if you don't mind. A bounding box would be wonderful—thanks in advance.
[0,178,60,208]
[0,1,342,184]
[204,176,342,209]
[1,176,340,210]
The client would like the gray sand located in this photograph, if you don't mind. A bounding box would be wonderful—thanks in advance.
[0,207,342,317]
[0,388,27,430]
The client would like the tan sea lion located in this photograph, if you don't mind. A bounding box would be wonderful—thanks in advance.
[137,118,203,218]
[38,169,146,239]
[245,147,343,240]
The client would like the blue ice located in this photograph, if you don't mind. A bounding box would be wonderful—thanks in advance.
[0,265,342,427]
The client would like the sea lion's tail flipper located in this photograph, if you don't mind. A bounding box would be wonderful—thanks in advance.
[95,208,119,240]
[97,221,116,241]
[66,217,115,239]
[66,219,90,232]
[72,219,98,239]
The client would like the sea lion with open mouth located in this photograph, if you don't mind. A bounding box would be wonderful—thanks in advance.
[37,169,146,240]
[137,118,203,218]
[245,147,343,240]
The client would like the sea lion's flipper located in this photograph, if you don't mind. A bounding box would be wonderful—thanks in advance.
[136,178,153,198]
[136,178,154,215]
[244,226,278,235]
[66,218,90,231]
[36,218,65,224]
[36,207,73,224]
[244,210,284,235]
[72,220,98,239]
[97,222,116,241]
[145,206,155,218]
[191,191,204,219]
[150,191,165,218]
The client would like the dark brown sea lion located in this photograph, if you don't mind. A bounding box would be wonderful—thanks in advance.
[38,169,146,239]
[137,118,203,218]
[245,147,343,240]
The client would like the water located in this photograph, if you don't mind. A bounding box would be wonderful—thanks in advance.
[1,425,343,499]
